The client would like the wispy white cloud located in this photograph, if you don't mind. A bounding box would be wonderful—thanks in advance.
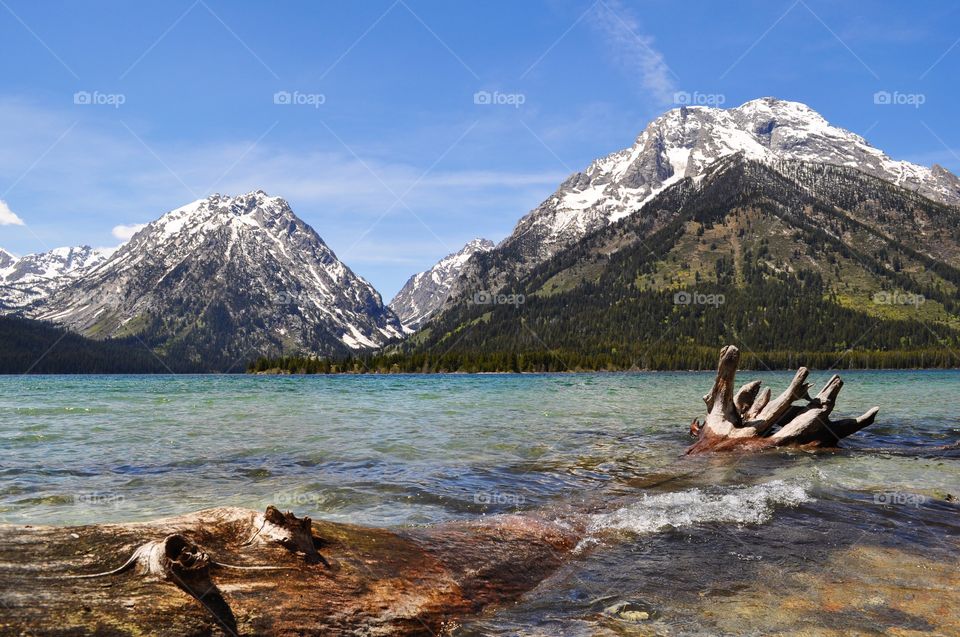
[111,223,147,241]
[0,98,561,218]
[0,200,25,226]
[587,0,677,104]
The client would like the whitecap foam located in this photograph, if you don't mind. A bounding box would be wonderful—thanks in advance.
[587,480,813,536]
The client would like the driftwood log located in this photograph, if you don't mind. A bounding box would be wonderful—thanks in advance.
[0,506,578,636]
[687,345,880,453]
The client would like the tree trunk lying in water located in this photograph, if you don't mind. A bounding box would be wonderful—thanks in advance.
[0,506,578,636]
[687,345,880,453]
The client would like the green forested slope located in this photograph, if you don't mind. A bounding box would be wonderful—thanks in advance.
[253,157,960,373]
[0,316,184,373]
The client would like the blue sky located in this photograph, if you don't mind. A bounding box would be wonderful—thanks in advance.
[0,0,957,298]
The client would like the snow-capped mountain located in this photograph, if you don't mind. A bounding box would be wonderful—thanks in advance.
[407,153,960,368]
[390,238,494,331]
[0,245,113,312]
[0,248,15,270]
[493,97,960,270]
[33,191,403,367]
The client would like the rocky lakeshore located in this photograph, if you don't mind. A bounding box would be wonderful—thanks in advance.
[0,506,577,636]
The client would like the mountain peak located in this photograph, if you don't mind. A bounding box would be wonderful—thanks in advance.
[441,96,960,308]
[208,189,280,205]
[200,190,287,214]
[0,244,112,311]
[599,95,958,224]
[0,247,17,274]
[736,96,815,109]
[390,238,496,331]
[464,237,496,252]
[145,190,295,243]
[932,164,960,185]
[24,193,403,364]
[412,150,960,371]
[666,97,823,120]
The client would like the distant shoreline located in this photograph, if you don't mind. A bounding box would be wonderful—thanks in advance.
[4,365,960,376]
[247,352,960,374]
[249,366,960,375]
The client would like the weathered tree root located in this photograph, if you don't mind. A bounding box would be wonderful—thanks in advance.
[244,505,326,564]
[67,533,238,634]
[64,506,317,588]
[687,345,879,453]
[66,533,210,580]
[64,508,312,633]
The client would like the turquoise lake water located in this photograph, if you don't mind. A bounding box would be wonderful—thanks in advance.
[2,371,958,634]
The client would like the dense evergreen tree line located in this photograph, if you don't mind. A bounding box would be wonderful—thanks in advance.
[249,346,959,375]
[0,316,182,374]
[250,269,960,374]
[251,257,960,373]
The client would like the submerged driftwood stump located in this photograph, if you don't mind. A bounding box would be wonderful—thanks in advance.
[0,506,577,636]
[687,345,880,453]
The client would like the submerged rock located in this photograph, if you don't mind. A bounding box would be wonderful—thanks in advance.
[604,600,658,623]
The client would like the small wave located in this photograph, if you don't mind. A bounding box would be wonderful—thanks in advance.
[13,406,107,416]
[587,480,813,536]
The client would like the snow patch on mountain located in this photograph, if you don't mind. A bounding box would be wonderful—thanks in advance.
[390,238,495,331]
[0,245,113,312]
[27,191,403,357]
[505,97,960,266]
[0,248,17,273]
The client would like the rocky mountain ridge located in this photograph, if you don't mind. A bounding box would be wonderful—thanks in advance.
[0,245,112,312]
[443,97,960,311]
[2,191,404,369]
[389,238,494,331]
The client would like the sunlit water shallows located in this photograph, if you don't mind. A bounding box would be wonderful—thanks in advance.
[2,371,958,634]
